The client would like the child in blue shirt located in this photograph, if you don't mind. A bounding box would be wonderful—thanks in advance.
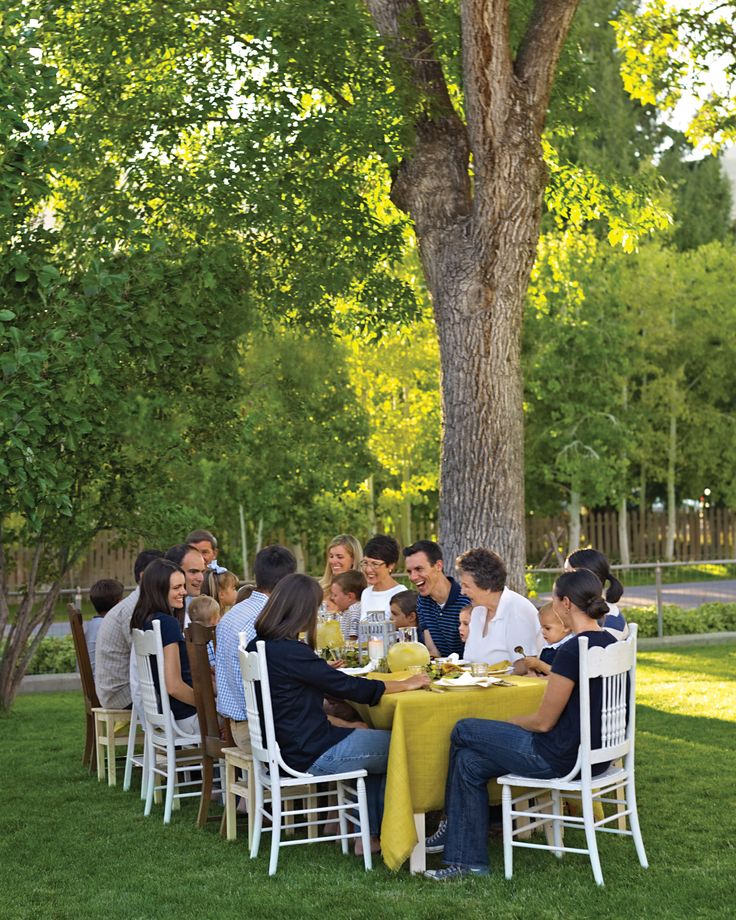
[518,602,572,676]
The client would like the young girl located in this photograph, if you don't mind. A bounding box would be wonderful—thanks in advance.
[389,590,419,631]
[517,602,572,676]
[330,570,367,641]
[188,594,221,673]
[201,567,239,614]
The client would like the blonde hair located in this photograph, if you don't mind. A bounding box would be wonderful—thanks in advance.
[538,601,567,630]
[201,568,239,607]
[188,595,221,627]
[319,534,363,591]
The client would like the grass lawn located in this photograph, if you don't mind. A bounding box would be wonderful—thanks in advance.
[1,643,734,920]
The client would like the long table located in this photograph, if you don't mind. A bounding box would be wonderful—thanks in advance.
[354,672,546,872]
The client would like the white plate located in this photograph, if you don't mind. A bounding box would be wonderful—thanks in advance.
[435,674,506,689]
[340,664,374,676]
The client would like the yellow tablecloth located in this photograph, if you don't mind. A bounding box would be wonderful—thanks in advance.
[353,672,546,871]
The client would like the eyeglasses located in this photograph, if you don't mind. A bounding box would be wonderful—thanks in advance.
[360,559,386,570]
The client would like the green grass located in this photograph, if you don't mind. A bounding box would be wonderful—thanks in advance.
[1,643,735,919]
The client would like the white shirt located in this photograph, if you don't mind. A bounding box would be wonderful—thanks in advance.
[464,587,542,665]
[360,583,406,621]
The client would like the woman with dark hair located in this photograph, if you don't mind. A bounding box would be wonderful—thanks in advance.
[249,572,429,856]
[424,569,619,882]
[130,558,198,731]
[566,548,629,638]
[359,534,405,620]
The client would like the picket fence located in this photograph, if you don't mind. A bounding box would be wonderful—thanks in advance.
[6,508,735,593]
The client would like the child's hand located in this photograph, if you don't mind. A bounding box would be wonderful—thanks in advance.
[524,655,550,676]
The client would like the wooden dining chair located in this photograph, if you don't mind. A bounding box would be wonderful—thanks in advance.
[184,622,234,829]
[67,604,132,783]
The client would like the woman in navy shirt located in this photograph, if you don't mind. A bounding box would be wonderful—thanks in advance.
[130,558,198,733]
[249,573,429,856]
[425,568,619,881]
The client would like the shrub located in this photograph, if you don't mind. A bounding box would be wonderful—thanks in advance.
[26,636,77,675]
[626,602,736,638]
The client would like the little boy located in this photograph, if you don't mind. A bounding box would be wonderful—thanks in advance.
[389,590,419,632]
[330,570,367,641]
[86,578,124,677]
[188,595,221,668]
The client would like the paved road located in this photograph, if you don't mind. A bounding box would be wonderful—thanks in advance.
[537,580,736,610]
[617,579,736,610]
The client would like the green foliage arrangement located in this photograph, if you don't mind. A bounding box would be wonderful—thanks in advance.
[628,603,736,639]
[26,636,77,676]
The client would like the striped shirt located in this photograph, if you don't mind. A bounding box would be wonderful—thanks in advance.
[416,577,470,658]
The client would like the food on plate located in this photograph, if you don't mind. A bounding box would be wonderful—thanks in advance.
[440,661,465,676]
[487,659,511,672]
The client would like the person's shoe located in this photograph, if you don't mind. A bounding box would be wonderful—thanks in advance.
[425,818,448,854]
[424,864,489,881]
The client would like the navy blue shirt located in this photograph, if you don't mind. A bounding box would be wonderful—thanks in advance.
[416,577,470,658]
[143,612,196,722]
[532,630,619,775]
[248,637,385,773]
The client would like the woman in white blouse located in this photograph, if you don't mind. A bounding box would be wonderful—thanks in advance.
[456,548,541,668]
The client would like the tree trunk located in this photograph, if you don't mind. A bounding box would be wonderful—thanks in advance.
[365,0,581,591]
[618,495,631,567]
[568,483,582,554]
[665,390,677,561]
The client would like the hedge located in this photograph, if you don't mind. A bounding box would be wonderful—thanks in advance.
[625,602,736,638]
[26,636,77,675]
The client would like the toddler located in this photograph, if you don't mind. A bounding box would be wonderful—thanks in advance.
[519,602,572,676]
[457,604,472,645]
[188,595,221,669]
[389,590,419,632]
[330,570,367,641]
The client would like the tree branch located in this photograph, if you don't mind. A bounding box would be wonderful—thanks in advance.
[363,0,471,228]
[460,0,514,154]
[515,0,581,132]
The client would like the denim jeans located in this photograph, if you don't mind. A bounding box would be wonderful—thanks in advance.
[443,719,558,870]
[307,729,391,836]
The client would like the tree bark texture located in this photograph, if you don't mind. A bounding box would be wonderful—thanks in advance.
[364,0,580,589]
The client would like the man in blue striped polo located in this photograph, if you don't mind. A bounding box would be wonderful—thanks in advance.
[403,540,469,658]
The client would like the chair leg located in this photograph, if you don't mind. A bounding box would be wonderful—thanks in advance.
[268,792,282,876]
[409,813,426,874]
[84,713,95,770]
[106,716,117,786]
[626,777,649,869]
[355,778,372,871]
[95,715,105,782]
[502,785,514,880]
[225,759,237,841]
[163,747,176,825]
[250,777,264,858]
[198,756,213,828]
[144,739,155,817]
[123,711,139,792]
[551,789,564,856]
[246,763,256,850]
[581,792,604,886]
[306,785,320,840]
[336,782,350,856]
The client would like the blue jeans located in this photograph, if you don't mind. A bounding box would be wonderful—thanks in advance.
[444,719,558,870]
[307,729,391,836]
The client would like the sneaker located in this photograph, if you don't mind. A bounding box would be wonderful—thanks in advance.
[424,864,489,881]
[425,818,448,854]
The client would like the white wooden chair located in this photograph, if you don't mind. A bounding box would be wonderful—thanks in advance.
[498,624,648,886]
[132,621,202,823]
[238,640,373,875]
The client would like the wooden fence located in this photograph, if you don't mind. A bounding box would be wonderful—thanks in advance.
[6,508,735,593]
